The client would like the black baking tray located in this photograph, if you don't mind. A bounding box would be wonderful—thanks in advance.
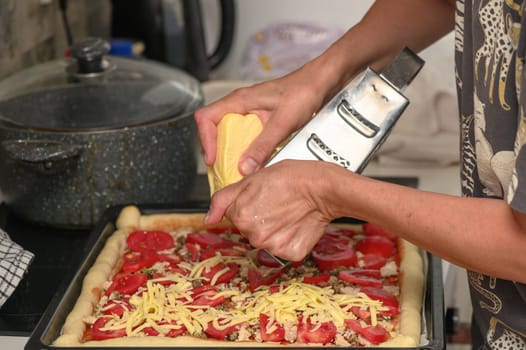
[25,204,445,350]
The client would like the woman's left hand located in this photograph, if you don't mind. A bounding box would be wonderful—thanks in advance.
[204,160,346,261]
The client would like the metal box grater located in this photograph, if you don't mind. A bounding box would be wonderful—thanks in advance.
[266,48,425,173]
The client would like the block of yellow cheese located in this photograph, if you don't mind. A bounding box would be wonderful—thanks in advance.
[207,113,263,195]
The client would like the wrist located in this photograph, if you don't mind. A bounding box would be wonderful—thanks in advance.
[314,163,360,220]
[301,51,357,105]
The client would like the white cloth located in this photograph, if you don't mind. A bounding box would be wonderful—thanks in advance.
[0,229,34,307]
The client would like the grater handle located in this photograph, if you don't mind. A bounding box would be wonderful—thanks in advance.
[380,47,424,92]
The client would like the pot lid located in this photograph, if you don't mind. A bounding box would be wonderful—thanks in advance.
[0,38,203,131]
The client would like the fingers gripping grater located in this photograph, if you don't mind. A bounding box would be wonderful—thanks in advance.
[266,48,425,173]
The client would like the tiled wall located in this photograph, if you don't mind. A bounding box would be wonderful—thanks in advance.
[0,0,111,80]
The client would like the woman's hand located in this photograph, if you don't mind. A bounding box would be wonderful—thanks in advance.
[194,67,329,177]
[204,160,348,261]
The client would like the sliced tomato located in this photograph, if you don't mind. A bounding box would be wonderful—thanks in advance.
[170,264,191,275]
[293,260,304,267]
[215,240,251,250]
[351,306,371,320]
[255,249,283,268]
[200,246,245,261]
[157,253,182,266]
[151,272,176,286]
[268,285,281,294]
[204,320,241,340]
[105,273,147,296]
[338,270,383,287]
[352,304,398,319]
[362,223,396,241]
[378,305,400,317]
[185,242,200,262]
[101,298,131,317]
[302,274,331,285]
[186,232,226,248]
[144,230,174,251]
[344,319,389,344]
[247,268,284,292]
[190,284,218,295]
[260,314,285,342]
[355,236,395,259]
[142,327,159,336]
[192,292,225,307]
[312,238,357,271]
[190,285,225,307]
[360,254,387,269]
[360,286,399,308]
[143,321,187,337]
[296,316,337,344]
[166,324,187,337]
[127,230,174,252]
[361,325,389,344]
[345,318,364,333]
[126,231,150,252]
[91,316,127,340]
[122,251,158,273]
[349,268,382,278]
[152,262,191,281]
[201,263,239,285]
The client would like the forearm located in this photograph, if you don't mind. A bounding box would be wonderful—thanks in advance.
[302,0,455,102]
[326,168,526,283]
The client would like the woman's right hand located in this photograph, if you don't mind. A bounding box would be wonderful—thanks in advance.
[194,65,330,176]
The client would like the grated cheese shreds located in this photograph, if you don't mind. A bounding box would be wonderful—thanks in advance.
[86,222,411,347]
[100,267,386,337]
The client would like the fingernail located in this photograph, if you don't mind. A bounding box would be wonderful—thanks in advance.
[240,157,259,175]
[203,212,210,224]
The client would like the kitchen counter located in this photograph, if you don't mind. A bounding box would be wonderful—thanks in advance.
[0,161,462,350]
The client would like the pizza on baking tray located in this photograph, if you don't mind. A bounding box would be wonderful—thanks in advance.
[53,205,425,348]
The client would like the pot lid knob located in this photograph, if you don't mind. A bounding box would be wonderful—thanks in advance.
[70,38,110,74]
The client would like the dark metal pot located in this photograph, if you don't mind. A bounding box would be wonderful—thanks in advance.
[0,39,203,228]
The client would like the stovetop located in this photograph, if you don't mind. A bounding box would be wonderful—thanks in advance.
[0,204,91,336]
[0,175,417,337]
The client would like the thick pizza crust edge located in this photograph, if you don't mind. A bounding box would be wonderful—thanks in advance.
[53,206,425,348]
[54,228,128,345]
[379,239,424,348]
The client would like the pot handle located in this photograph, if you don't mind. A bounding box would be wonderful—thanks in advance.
[1,139,83,164]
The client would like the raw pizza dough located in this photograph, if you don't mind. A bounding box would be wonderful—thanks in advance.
[53,206,425,347]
